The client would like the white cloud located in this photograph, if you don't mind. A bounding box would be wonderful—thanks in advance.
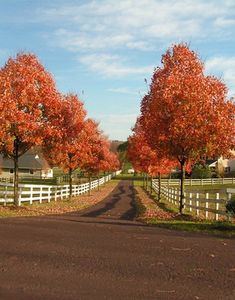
[55,29,150,51]
[205,56,235,96]
[95,113,138,140]
[79,54,153,78]
[39,0,235,51]
[107,87,139,95]
[36,0,235,80]
[214,17,235,28]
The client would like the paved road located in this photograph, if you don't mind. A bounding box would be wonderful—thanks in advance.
[0,180,235,300]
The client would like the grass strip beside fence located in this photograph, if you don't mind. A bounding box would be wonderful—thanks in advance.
[134,185,235,237]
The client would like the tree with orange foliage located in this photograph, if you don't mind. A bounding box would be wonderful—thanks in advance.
[128,117,175,198]
[43,93,86,199]
[79,120,119,194]
[96,140,120,188]
[0,53,62,206]
[143,44,235,213]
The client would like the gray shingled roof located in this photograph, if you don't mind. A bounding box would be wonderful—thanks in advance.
[0,147,51,170]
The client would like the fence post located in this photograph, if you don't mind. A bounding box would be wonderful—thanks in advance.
[30,186,33,204]
[18,187,22,206]
[215,193,219,221]
[205,193,209,219]
[189,192,192,212]
[226,192,232,221]
[61,186,63,199]
[39,186,42,204]
[55,186,57,201]
[172,188,174,205]
[48,187,51,203]
[67,185,69,198]
[196,193,199,216]
[183,192,186,209]
[175,189,179,205]
[4,186,7,206]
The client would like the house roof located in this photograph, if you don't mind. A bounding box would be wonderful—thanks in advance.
[206,160,217,167]
[0,146,51,170]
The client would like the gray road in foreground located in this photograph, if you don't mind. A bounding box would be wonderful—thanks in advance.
[0,180,235,300]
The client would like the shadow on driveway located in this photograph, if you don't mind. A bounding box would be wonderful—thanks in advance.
[79,180,137,221]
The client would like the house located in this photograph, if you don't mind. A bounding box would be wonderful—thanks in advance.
[207,150,235,177]
[217,154,235,176]
[207,159,217,174]
[0,147,53,179]
[127,168,135,174]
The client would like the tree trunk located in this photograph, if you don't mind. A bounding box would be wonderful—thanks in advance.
[69,167,72,200]
[146,174,149,191]
[150,176,153,194]
[179,160,185,214]
[158,172,161,201]
[13,139,19,206]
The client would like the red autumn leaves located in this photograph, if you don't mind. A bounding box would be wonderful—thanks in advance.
[128,44,235,213]
[0,53,119,205]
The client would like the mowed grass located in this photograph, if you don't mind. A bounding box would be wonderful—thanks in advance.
[146,219,235,237]
[133,181,235,237]
[151,182,235,217]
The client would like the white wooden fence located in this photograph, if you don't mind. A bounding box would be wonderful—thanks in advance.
[159,177,235,186]
[0,172,120,206]
[152,179,235,220]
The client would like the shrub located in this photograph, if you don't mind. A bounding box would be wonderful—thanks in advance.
[226,195,235,216]
[191,164,212,179]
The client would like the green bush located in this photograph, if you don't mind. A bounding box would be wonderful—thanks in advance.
[191,164,212,179]
[226,195,235,216]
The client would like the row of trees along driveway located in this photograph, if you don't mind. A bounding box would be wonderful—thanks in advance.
[0,53,119,206]
[128,43,235,213]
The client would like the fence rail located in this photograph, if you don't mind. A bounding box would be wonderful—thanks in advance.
[0,171,121,206]
[152,179,235,220]
[158,177,235,186]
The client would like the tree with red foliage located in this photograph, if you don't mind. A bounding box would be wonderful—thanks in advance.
[43,93,86,199]
[0,53,62,206]
[79,120,119,194]
[128,117,176,198]
[97,140,120,188]
[142,44,235,213]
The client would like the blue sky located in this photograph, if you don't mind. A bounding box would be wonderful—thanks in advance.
[0,0,235,141]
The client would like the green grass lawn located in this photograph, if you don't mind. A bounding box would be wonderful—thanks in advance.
[146,219,235,237]
[185,183,235,190]
[134,183,235,237]
[115,174,145,180]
